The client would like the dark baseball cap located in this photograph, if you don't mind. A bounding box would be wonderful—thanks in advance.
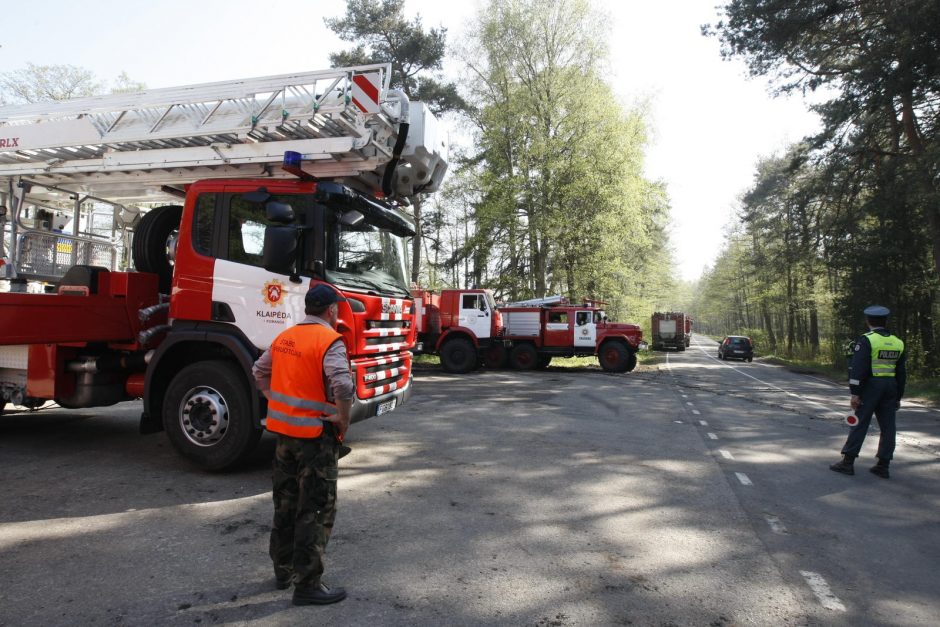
[305,284,347,308]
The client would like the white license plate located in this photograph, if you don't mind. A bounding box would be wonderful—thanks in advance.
[734,350,744,354]
[376,399,397,415]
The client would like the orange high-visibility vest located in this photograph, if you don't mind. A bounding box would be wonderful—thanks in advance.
[266,323,343,438]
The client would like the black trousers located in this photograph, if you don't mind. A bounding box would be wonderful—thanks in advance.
[842,378,898,461]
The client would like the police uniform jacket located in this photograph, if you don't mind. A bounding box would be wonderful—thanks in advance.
[848,328,907,399]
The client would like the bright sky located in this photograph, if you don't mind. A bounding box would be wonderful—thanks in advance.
[1,0,820,281]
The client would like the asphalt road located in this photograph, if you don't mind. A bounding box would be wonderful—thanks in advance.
[1,337,938,626]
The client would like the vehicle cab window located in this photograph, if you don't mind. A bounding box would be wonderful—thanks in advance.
[462,294,486,311]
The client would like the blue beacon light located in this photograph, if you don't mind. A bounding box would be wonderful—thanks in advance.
[283,151,302,168]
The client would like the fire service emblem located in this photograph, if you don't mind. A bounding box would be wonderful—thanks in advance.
[262,279,286,307]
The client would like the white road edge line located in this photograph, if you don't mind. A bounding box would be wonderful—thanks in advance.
[735,472,752,485]
[691,338,843,417]
[719,449,734,460]
[800,570,847,612]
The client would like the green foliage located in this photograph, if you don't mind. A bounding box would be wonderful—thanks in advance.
[437,0,675,323]
[325,0,465,114]
[699,0,940,379]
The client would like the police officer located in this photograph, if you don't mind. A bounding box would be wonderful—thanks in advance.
[830,305,906,479]
[252,284,354,605]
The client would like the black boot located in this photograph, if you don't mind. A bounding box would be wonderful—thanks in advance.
[830,454,855,475]
[869,458,890,479]
[292,581,347,605]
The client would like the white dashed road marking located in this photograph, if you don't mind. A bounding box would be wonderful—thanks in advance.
[691,409,701,415]
[735,472,753,485]
[719,450,734,460]
[707,433,719,440]
[699,420,708,426]
[800,571,846,611]
[686,402,694,406]
[764,515,787,535]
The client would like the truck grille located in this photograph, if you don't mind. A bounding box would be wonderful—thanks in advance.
[354,352,411,399]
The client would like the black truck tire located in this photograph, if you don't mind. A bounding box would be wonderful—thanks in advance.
[162,360,262,471]
[440,337,477,374]
[599,341,636,373]
[509,343,538,370]
[535,355,552,369]
[133,204,183,294]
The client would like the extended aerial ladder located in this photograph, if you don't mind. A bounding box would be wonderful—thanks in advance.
[0,63,447,283]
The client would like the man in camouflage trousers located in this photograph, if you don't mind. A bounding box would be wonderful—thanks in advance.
[252,284,353,605]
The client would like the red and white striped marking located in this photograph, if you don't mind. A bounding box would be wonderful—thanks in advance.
[364,341,406,353]
[366,327,406,338]
[362,355,400,367]
[351,71,382,114]
[369,367,402,382]
[367,380,400,397]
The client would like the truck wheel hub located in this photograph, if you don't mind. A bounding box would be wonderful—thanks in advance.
[179,387,228,447]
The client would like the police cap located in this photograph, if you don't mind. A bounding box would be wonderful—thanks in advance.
[863,305,890,317]
[305,284,347,308]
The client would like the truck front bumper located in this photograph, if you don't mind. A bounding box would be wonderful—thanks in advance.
[350,373,413,423]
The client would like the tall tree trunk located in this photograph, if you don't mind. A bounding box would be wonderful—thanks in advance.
[410,196,423,285]
[806,272,820,357]
[762,302,777,352]
[919,289,938,373]
[900,90,940,280]
[786,271,795,354]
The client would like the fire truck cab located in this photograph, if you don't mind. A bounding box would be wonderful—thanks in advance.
[498,296,646,372]
[412,288,502,373]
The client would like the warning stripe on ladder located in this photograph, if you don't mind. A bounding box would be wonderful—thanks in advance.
[352,72,382,114]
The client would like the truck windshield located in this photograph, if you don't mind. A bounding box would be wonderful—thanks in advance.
[326,222,411,297]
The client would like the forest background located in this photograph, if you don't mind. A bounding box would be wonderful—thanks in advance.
[2,0,938,386]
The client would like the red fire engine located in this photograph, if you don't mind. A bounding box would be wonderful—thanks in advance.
[414,290,645,373]
[651,311,692,351]
[0,65,447,469]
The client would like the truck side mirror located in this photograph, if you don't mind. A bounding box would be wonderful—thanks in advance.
[262,226,298,274]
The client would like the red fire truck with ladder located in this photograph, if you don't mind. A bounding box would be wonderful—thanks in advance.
[0,64,447,469]
[651,311,692,351]
[413,290,646,373]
